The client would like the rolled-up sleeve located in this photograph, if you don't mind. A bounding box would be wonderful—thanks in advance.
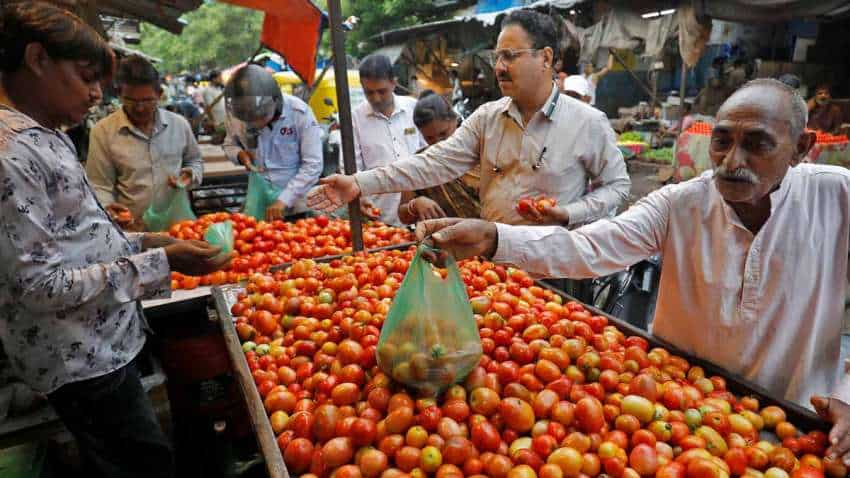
[356,108,484,195]
[493,185,670,279]
[0,156,171,313]
[85,124,118,207]
[180,119,204,187]
[563,113,631,225]
[278,109,323,206]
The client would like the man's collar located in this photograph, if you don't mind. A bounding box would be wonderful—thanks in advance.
[118,107,168,135]
[501,83,561,124]
[368,94,408,119]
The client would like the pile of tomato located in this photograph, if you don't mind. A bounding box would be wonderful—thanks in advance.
[166,212,414,290]
[685,123,713,136]
[230,247,840,478]
[813,131,849,146]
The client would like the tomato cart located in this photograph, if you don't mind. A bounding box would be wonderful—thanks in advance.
[210,243,835,478]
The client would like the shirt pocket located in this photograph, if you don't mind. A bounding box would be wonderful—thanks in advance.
[270,129,300,171]
[536,152,583,197]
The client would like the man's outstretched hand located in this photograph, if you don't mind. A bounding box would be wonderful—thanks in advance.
[307,174,361,212]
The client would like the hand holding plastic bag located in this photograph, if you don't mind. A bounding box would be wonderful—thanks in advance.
[203,220,234,257]
[142,184,197,232]
[243,171,283,221]
[377,245,482,396]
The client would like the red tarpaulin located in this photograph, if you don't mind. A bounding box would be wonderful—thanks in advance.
[221,0,327,85]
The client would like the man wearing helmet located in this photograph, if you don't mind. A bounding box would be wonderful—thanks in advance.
[223,64,323,220]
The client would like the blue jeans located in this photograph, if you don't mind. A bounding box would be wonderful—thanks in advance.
[47,359,173,478]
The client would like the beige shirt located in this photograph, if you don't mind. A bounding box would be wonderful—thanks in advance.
[86,108,203,218]
[348,94,426,225]
[493,164,850,407]
[355,86,630,226]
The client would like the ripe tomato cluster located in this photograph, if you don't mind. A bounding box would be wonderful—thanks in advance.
[813,131,849,145]
[231,247,838,478]
[516,198,558,215]
[166,212,414,290]
[685,123,713,136]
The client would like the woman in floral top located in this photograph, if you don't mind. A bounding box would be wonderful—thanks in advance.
[0,3,230,477]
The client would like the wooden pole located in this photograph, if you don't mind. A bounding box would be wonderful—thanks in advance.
[327,0,364,251]
[679,62,687,115]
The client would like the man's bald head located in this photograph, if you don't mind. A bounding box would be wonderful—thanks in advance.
[710,78,815,206]
[720,78,808,139]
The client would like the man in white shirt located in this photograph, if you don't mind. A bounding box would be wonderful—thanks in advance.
[311,10,629,228]
[415,79,850,463]
[346,54,425,225]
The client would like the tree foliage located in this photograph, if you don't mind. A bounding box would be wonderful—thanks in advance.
[138,2,263,73]
[346,1,451,56]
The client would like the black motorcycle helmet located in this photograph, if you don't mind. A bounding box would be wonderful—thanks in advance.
[224,64,283,130]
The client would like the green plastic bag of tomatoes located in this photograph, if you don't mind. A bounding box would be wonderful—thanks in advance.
[142,184,196,232]
[203,220,234,256]
[377,244,482,396]
[243,171,283,221]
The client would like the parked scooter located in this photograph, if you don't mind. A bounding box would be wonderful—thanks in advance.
[591,256,661,331]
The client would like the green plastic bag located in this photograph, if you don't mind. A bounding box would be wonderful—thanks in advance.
[142,184,196,232]
[243,171,283,220]
[376,245,482,396]
[204,220,234,255]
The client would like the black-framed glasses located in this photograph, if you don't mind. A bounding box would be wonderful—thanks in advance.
[490,48,540,65]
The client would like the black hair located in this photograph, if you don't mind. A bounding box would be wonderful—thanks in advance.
[116,54,161,89]
[359,54,394,81]
[0,1,114,77]
[500,10,559,60]
[777,74,801,89]
[413,90,457,128]
[815,83,832,93]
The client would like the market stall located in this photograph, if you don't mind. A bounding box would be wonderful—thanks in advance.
[207,244,835,478]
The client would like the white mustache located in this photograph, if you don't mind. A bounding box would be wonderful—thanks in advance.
[716,167,760,185]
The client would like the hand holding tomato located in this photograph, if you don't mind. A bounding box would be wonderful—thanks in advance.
[516,197,569,225]
[812,395,850,466]
[266,200,287,221]
[415,218,498,265]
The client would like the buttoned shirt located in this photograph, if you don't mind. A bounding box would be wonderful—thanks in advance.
[223,94,322,209]
[349,95,426,225]
[355,86,629,226]
[86,108,203,218]
[0,106,171,393]
[492,164,850,407]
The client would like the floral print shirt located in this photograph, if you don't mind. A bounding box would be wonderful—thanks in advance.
[0,106,171,393]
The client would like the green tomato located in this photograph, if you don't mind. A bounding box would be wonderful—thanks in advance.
[684,408,702,430]
[255,343,270,356]
[242,341,257,353]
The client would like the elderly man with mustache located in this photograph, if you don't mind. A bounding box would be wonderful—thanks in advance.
[416,78,850,464]
[309,9,629,228]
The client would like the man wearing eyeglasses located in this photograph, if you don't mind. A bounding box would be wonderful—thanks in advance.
[309,9,629,228]
[86,55,203,228]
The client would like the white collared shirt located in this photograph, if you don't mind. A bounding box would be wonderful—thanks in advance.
[493,164,850,408]
[348,94,426,225]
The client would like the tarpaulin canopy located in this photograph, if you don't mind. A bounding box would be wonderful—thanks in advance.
[219,0,328,85]
[695,0,850,22]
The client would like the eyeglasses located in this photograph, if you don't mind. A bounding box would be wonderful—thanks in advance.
[490,48,540,65]
[121,97,159,107]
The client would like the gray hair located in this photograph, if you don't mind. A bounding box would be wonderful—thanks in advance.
[735,78,808,139]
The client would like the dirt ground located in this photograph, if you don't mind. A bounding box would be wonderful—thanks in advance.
[625,160,667,206]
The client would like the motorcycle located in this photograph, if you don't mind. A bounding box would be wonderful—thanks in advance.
[591,256,661,331]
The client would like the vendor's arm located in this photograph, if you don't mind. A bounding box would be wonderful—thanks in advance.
[179,117,203,187]
[564,113,631,226]
[592,52,614,83]
[84,124,118,207]
[419,185,670,278]
[0,159,172,313]
[356,108,483,196]
[277,108,323,207]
